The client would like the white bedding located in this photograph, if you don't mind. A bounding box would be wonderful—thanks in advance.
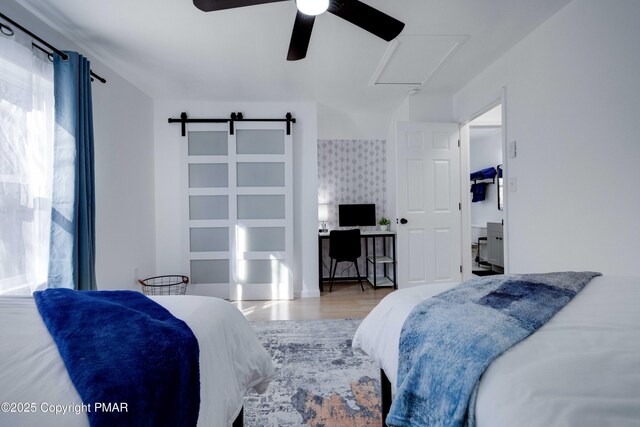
[0,295,273,427]
[353,276,640,426]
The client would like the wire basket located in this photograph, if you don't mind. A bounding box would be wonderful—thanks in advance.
[138,275,189,296]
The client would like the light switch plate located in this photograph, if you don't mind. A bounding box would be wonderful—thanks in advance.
[508,140,517,158]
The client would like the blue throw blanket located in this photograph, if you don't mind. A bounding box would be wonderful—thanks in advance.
[387,271,601,427]
[34,289,200,427]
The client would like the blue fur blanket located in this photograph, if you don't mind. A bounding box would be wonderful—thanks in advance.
[33,289,200,427]
[387,271,601,427]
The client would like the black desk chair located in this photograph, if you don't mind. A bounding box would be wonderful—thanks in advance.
[328,229,364,292]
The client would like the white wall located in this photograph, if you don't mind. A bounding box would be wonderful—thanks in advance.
[92,71,155,291]
[454,0,640,276]
[409,92,454,123]
[153,101,318,298]
[470,128,503,228]
[2,1,156,290]
[317,103,389,140]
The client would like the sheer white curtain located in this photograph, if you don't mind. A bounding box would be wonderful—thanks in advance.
[0,31,54,295]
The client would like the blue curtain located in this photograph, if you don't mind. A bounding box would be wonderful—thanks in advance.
[48,51,96,291]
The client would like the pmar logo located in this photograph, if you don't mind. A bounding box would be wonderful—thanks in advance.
[94,403,128,412]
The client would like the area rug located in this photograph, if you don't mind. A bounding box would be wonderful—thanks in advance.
[244,319,381,426]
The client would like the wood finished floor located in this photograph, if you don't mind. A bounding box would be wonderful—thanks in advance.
[231,281,395,321]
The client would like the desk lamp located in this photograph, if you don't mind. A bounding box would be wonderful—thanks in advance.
[318,204,329,232]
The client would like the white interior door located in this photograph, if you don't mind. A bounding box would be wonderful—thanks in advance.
[396,122,462,288]
[181,122,293,300]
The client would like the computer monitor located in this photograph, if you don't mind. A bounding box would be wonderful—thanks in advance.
[338,204,376,227]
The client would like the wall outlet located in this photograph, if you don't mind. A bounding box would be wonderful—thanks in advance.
[508,140,517,158]
[508,177,517,192]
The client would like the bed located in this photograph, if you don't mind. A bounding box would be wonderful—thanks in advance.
[353,275,640,426]
[0,294,273,427]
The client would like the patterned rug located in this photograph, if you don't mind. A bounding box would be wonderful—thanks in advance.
[244,319,381,426]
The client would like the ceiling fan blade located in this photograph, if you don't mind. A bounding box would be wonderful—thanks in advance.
[287,11,315,61]
[193,0,287,12]
[328,0,404,42]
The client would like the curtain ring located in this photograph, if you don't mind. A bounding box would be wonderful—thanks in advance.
[0,23,15,37]
[48,53,54,63]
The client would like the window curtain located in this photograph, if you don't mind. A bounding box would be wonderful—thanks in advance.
[0,31,54,295]
[47,51,96,291]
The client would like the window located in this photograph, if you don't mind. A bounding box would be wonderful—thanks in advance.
[0,32,54,295]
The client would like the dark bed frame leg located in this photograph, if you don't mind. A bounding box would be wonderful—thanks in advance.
[381,369,392,427]
[232,406,243,427]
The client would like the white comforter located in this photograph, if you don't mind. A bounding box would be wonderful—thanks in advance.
[353,276,640,426]
[0,295,273,427]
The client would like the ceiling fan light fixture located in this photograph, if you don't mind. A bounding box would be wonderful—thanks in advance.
[296,0,329,16]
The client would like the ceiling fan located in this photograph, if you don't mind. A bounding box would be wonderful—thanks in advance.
[193,0,405,61]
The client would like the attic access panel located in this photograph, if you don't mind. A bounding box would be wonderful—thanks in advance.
[370,35,468,86]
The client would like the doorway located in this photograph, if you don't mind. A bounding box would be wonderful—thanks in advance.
[181,122,294,300]
[466,104,504,277]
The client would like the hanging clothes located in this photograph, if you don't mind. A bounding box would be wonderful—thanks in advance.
[470,167,497,181]
[471,182,488,202]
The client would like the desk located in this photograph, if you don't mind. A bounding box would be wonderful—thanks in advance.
[318,231,397,292]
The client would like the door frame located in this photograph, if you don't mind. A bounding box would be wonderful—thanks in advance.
[459,88,509,280]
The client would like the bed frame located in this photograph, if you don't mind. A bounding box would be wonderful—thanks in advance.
[381,369,392,426]
[232,407,244,427]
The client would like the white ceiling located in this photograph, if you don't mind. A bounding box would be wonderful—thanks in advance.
[16,0,571,116]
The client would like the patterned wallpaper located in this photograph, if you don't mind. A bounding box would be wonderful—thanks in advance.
[317,139,389,280]
[318,139,387,230]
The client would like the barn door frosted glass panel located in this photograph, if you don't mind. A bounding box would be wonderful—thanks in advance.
[189,196,228,220]
[188,131,228,155]
[190,228,229,252]
[190,260,229,284]
[233,124,293,300]
[236,130,284,154]
[189,164,228,188]
[245,227,286,252]
[237,162,285,187]
[237,195,285,219]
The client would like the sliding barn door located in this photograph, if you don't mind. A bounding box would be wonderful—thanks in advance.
[182,122,293,300]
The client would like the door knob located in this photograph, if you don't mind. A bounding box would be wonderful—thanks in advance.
[400,218,408,225]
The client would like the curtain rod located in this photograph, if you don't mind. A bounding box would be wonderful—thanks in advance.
[0,12,106,84]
